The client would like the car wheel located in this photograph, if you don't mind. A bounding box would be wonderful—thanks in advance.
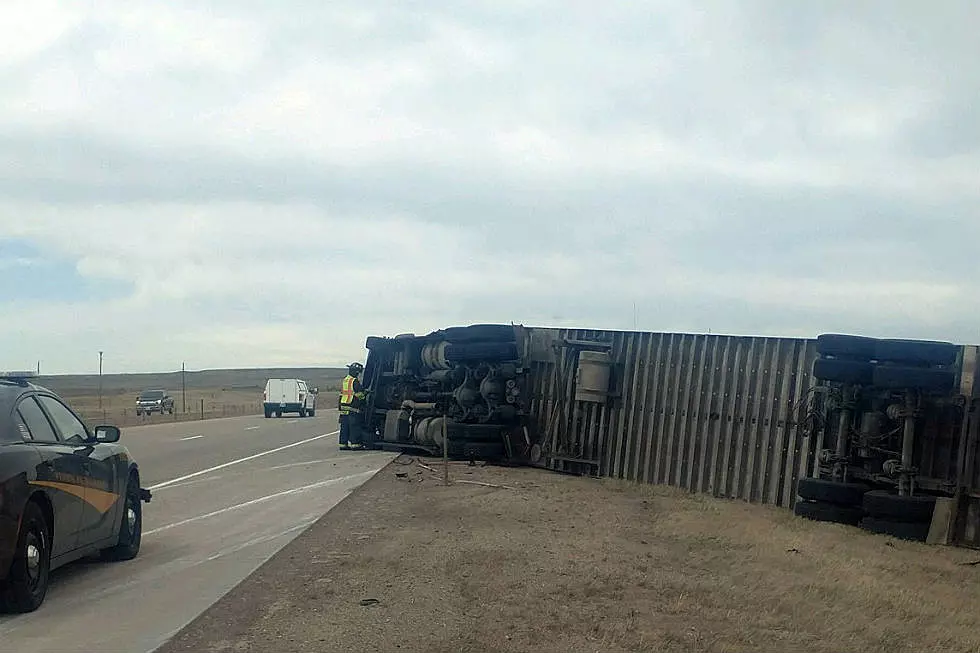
[101,474,142,562]
[1,500,52,613]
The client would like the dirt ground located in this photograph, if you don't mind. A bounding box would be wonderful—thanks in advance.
[158,459,980,653]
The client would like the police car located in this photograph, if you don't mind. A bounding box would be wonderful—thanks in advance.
[0,372,151,613]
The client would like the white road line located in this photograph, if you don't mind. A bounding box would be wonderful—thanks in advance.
[144,471,373,536]
[179,435,204,441]
[286,420,298,424]
[244,426,260,431]
[155,474,226,491]
[147,430,340,491]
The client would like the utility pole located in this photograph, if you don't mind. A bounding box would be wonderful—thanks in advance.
[98,351,104,410]
[182,361,187,413]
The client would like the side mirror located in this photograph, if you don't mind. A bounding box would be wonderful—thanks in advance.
[93,425,121,443]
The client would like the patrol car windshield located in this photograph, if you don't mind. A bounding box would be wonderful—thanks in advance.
[139,391,164,400]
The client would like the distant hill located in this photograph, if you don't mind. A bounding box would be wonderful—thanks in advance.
[36,367,348,397]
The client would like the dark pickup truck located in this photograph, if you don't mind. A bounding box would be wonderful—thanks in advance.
[135,390,175,416]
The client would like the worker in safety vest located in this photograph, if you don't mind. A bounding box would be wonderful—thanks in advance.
[338,362,367,450]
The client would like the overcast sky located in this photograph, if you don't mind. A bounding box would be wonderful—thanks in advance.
[1,1,978,374]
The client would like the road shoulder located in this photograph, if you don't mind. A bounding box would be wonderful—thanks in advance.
[157,458,980,653]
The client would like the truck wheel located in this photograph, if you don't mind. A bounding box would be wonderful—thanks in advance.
[812,358,874,385]
[308,408,316,417]
[793,500,865,526]
[873,339,958,366]
[862,491,937,523]
[797,478,869,507]
[816,333,877,359]
[440,325,517,343]
[0,500,51,613]
[445,342,520,363]
[871,366,955,392]
[101,474,142,562]
[859,517,929,542]
[264,409,272,418]
[298,408,306,418]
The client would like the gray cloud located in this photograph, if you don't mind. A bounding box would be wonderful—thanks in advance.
[0,0,979,372]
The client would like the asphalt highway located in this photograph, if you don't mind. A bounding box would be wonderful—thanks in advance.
[0,409,395,653]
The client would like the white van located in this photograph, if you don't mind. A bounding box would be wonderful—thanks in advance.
[263,378,317,418]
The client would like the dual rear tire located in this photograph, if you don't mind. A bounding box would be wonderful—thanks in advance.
[794,477,938,542]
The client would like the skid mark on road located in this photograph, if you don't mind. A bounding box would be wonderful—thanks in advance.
[148,430,340,491]
[145,471,374,536]
[265,454,388,472]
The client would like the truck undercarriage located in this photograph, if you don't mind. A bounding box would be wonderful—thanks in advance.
[359,324,536,463]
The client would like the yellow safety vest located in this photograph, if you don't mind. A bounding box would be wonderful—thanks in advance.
[339,375,364,414]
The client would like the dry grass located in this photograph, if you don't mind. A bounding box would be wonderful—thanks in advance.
[159,463,980,653]
[63,388,259,427]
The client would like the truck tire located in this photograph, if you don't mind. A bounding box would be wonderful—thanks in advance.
[812,358,874,385]
[871,366,955,392]
[793,500,865,526]
[873,339,958,366]
[440,325,517,343]
[364,336,387,350]
[859,517,929,542]
[445,342,519,363]
[797,478,869,506]
[298,408,306,418]
[816,334,877,359]
[862,491,937,523]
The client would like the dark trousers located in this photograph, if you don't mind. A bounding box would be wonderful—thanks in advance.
[339,411,363,445]
[339,413,350,444]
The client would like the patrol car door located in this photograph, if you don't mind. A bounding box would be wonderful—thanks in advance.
[36,395,122,547]
[14,396,86,557]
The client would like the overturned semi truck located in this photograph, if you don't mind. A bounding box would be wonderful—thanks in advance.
[358,324,980,546]
[359,324,539,463]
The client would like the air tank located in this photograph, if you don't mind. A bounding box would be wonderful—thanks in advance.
[575,351,611,403]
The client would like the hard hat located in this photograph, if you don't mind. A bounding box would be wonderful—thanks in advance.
[348,362,364,375]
